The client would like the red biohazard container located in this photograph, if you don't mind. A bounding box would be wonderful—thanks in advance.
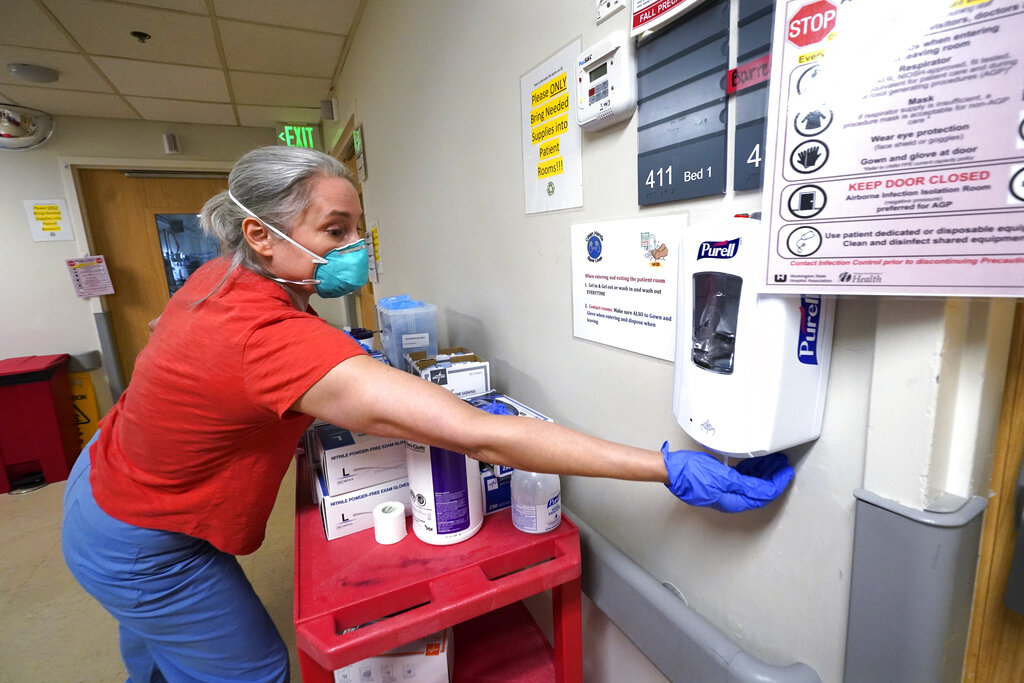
[293,456,583,682]
[0,354,80,493]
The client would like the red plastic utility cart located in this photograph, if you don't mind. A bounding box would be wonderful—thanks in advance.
[293,456,583,682]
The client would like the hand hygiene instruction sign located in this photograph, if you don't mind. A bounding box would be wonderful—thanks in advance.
[521,41,583,214]
[571,216,684,361]
[761,0,1024,296]
[66,255,115,297]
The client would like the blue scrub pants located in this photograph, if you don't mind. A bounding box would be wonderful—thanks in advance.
[61,432,289,682]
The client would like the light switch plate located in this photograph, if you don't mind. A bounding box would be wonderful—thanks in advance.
[596,0,626,24]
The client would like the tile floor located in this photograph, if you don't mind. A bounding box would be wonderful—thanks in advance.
[0,461,302,683]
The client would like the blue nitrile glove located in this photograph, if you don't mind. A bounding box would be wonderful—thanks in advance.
[661,442,794,513]
[474,398,515,416]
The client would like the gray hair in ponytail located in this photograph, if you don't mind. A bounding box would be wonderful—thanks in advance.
[196,145,355,304]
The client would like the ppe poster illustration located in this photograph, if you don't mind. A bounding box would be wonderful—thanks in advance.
[760,0,1024,296]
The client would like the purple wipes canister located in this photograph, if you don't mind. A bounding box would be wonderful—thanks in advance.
[405,440,483,545]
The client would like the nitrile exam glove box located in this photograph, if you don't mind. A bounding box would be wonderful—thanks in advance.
[313,423,408,497]
[481,469,511,514]
[468,390,552,480]
[316,470,411,541]
[406,347,491,399]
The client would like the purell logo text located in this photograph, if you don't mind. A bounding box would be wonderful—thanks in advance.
[798,295,822,365]
[696,238,740,260]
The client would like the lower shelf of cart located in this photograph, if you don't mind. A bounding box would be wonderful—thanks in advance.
[452,601,555,683]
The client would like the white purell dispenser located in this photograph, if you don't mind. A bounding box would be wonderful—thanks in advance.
[672,215,835,457]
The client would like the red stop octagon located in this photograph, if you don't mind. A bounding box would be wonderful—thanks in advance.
[788,1,837,48]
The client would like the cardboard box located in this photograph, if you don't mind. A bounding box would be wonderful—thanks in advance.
[464,391,552,422]
[481,469,511,515]
[405,346,471,367]
[301,423,323,505]
[313,423,408,497]
[467,392,552,479]
[482,462,514,478]
[406,347,491,398]
[333,628,453,682]
[318,472,411,541]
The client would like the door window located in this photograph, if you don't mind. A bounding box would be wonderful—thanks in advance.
[154,213,220,295]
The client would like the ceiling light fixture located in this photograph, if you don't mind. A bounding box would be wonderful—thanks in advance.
[7,63,59,84]
[130,30,151,43]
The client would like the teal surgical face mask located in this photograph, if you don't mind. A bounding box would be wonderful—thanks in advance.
[228,191,368,298]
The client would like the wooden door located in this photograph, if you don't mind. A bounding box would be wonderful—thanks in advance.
[341,154,377,330]
[76,169,227,382]
[964,302,1024,681]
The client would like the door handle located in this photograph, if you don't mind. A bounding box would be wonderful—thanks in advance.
[1005,456,1024,615]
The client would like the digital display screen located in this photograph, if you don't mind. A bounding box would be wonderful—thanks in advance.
[589,62,608,82]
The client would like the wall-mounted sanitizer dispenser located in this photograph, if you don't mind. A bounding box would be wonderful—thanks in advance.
[672,215,835,458]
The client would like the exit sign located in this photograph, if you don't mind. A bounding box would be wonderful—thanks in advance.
[276,124,322,150]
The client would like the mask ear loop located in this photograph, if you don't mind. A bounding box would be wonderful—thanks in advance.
[227,190,324,286]
[228,191,328,266]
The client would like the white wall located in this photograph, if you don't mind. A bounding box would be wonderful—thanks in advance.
[0,117,274,410]
[333,2,1014,681]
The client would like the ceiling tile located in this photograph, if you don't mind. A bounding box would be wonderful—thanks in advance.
[236,105,321,128]
[2,0,363,127]
[0,47,112,93]
[213,0,359,34]
[117,0,209,13]
[230,71,329,107]
[0,0,77,51]
[45,0,221,68]
[93,57,229,101]
[127,96,236,125]
[218,21,343,79]
[0,85,138,119]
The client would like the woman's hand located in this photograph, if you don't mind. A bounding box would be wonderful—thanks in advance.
[661,443,794,512]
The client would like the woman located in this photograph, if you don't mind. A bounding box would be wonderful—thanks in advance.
[62,146,792,682]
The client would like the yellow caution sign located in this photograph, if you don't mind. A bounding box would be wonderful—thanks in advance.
[70,371,100,447]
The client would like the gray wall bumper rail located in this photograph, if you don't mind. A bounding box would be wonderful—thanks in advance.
[844,489,987,683]
[568,508,821,683]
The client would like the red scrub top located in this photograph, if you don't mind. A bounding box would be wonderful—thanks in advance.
[90,257,366,554]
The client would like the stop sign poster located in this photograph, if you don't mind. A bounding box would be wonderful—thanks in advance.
[759,0,1024,296]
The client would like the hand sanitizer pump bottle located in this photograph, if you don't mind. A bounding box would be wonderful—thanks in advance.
[511,469,562,533]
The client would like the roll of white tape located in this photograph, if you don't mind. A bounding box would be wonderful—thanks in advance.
[373,501,407,545]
